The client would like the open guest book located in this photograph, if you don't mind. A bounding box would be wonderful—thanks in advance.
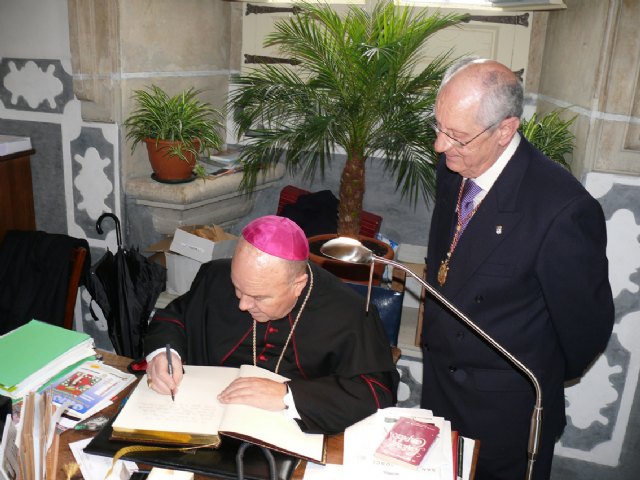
[110,364,326,464]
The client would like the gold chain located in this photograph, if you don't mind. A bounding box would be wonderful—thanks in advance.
[253,264,314,374]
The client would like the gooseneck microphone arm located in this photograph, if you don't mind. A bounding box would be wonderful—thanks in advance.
[320,237,542,480]
[367,255,542,480]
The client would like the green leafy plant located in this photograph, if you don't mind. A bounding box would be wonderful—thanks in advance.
[124,85,224,178]
[520,110,576,171]
[230,1,465,237]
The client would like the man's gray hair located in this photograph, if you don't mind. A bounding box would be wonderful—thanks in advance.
[439,57,523,128]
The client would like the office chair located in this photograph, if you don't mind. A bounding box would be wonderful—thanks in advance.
[0,230,90,334]
[346,268,406,363]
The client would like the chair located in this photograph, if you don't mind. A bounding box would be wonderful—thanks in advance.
[0,230,90,334]
[277,185,383,237]
[64,246,88,330]
[346,268,406,363]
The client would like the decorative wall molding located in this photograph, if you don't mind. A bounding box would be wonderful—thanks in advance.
[555,172,640,467]
[0,58,73,113]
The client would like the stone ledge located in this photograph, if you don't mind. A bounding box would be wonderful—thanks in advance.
[126,164,285,234]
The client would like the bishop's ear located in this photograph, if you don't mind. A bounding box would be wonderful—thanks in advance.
[292,272,309,297]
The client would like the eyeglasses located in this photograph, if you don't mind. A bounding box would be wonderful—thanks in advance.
[429,120,497,149]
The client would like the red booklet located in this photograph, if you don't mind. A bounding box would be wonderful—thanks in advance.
[374,416,440,469]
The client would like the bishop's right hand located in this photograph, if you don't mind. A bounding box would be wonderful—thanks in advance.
[146,351,184,396]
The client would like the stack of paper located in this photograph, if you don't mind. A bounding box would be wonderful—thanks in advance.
[205,147,241,169]
[68,437,139,480]
[0,390,68,480]
[0,320,95,400]
[344,407,454,480]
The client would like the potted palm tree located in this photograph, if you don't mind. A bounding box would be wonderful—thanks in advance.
[230,1,464,281]
[124,85,224,183]
[231,1,465,236]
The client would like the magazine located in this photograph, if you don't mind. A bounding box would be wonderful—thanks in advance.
[50,360,135,419]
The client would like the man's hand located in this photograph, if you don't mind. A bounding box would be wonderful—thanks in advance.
[146,351,184,396]
[218,377,287,411]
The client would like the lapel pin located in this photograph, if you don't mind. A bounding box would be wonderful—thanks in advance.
[496,225,503,235]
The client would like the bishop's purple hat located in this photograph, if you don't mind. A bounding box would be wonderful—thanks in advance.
[241,215,309,261]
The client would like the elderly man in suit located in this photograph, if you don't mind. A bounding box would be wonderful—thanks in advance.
[420,57,614,479]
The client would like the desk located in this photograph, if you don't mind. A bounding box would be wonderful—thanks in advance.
[57,351,477,479]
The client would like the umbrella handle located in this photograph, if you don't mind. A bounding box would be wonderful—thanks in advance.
[96,213,122,247]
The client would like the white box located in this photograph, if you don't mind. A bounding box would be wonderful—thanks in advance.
[148,467,194,480]
[396,243,427,264]
[403,276,424,309]
[147,225,237,295]
[169,227,236,263]
[164,252,204,295]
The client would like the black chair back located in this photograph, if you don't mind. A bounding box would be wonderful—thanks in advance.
[346,282,404,346]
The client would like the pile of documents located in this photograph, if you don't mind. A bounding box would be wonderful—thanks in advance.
[0,390,66,480]
[0,320,96,400]
[344,407,454,480]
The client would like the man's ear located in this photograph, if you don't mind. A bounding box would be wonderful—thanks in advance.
[497,116,520,147]
[293,272,309,297]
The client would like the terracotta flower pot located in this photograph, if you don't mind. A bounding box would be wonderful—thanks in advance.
[144,138,198,183]
[308,233,394,285]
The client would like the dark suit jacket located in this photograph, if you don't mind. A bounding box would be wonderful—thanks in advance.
[420,137,614,478]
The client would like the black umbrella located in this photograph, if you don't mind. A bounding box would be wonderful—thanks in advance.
[88,213,166,358]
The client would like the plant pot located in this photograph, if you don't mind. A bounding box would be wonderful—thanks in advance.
[308,233,394,285]
[144,138,198,183]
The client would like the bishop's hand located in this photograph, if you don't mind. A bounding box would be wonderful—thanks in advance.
[146,351,184,397]
[218,377,288,411]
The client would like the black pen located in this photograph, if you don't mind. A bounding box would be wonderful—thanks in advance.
[166,343,175,402]
[457,435,464,480]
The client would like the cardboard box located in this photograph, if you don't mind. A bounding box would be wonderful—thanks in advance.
[147,225,237,295]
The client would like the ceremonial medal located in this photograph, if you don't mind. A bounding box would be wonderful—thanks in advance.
[438,258,450,286]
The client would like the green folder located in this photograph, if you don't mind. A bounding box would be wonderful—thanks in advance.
[0,319,92,388]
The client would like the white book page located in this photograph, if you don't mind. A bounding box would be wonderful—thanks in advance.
[112,365,238,436]
[220,364,325,463]
[111,363,324,462]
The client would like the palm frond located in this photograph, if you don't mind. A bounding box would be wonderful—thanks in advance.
[229,1,466,233]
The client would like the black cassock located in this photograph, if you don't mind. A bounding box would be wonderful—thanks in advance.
[145,260,399,434]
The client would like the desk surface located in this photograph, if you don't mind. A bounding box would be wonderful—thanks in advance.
[57,351,476,479]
